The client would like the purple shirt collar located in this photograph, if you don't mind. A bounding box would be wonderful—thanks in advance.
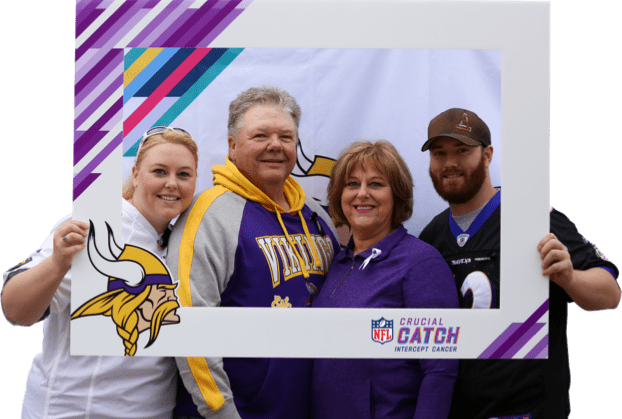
[339,225,408,264]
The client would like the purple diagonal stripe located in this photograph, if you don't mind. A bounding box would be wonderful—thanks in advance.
[534,347,548,359]
[77,0,99,15]
[102,107,123,131]
[160,0,216,46]
[92,1,148,48]
[501,322,545,359]
[73,130,108,149]
[75,48,99,75]
[145,0,162,9]
[75,73,123,130]
[75,1,135,61]
[75,67,123,124]
[127,1,188,47]
[151,9,194,47]
[184,0,242,47]
[488,299,549,359]
[525,334,549,359]
[478,323,521,359]
[74,131,123,188]
[128,0,187,47]
[75,49,122,96]
[74,173,101,201]
[198,8,243,47]
[76,2,104,37]
[75,7,150,84]
[74,97,123,164]
[76,2,149,83]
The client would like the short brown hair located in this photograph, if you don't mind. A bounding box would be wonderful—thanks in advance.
[328,140,413,229]
[122,129,198,200]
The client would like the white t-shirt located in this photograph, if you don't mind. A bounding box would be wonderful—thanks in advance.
[2,200,177,419]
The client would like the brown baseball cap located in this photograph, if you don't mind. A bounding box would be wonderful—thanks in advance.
[421,108,491,151]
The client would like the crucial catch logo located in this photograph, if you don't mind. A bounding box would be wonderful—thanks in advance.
[371,317,394,344]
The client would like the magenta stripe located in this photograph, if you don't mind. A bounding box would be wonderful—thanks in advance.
[74,132,123,187]
[187,0,243,47]
[525,334,549,359]
[163,0,217,46]
[75,1,135,61]
[478,323,521,359]
[74,173,101,201]
[75,49,123,96]
[501,322,545,359]
[128,0,187,47]
[488,300,549,359]
[76,2,104,37]
[198,8,243,47]
[151,9,195,47]
[75,74,123,130]
[74,98,123,164]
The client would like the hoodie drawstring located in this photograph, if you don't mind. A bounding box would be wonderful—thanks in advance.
[298,212,323,270]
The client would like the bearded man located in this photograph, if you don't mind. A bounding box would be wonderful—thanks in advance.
[419,108,620,419]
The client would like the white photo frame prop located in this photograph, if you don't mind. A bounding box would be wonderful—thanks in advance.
[71,0,549,359]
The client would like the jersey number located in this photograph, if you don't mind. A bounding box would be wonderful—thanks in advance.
[461,271,494,309]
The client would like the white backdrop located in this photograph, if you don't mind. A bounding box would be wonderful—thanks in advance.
[122,47,502,238]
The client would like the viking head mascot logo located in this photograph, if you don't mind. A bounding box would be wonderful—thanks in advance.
[71,221,180,356]
[293,138,350,247]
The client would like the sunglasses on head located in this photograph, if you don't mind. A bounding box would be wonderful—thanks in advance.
[136,126,193,156]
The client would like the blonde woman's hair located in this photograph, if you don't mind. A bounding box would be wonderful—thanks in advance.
[122,129,199,200]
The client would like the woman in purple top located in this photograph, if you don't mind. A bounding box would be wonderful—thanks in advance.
[311,140,459,419]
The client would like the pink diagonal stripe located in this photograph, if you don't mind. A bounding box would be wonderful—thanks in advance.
[123,48,210,135]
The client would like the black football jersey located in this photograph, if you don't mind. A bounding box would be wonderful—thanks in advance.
[419,191,501,309]
[419,193,619,419]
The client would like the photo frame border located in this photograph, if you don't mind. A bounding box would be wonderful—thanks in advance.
[71,0,550,359]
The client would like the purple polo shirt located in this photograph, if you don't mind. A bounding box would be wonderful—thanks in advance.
[312,225,459,419]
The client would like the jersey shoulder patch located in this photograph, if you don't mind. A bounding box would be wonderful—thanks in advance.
[7,256,33,273]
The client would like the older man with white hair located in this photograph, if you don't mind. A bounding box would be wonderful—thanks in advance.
[169,86,340,419]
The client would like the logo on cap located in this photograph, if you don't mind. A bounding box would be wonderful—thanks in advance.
[456,112,472,132]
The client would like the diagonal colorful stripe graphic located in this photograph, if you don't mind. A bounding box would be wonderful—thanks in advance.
[73,0,253,201]
[122,47,244,156]
[478,299,549,359]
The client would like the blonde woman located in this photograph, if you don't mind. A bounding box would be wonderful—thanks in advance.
[1,127,198,419]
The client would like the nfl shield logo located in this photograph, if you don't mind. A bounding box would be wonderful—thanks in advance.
[371,317,393,344]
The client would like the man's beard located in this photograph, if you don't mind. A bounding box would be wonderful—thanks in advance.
[430,154,487,204]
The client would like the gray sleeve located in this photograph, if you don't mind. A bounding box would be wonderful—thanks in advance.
[167,190,244,419]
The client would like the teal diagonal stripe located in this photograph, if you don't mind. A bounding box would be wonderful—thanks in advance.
[123,48,244,157]
[124,48,147,70]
